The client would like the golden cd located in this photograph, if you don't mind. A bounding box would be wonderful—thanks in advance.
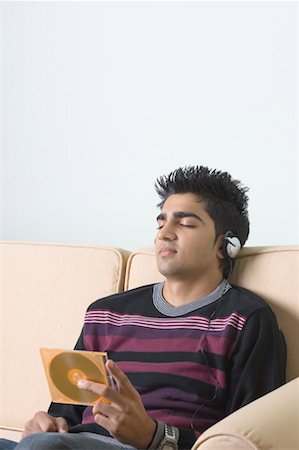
[49,352,105,404]
[40,348,110,405]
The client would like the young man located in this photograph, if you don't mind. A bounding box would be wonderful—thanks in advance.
[0,166,286,450]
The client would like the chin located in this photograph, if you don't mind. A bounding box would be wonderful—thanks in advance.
[158,264,182,278]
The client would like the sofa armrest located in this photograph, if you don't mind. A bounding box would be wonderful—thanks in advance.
[191,377,299,450]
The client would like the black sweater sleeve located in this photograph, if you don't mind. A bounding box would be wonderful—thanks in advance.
[177,304,287,450]
[227,306,287,414]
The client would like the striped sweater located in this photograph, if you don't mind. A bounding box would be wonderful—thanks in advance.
[49,281,286,449]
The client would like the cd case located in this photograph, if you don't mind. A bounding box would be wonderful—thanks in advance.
[40,348,111,406]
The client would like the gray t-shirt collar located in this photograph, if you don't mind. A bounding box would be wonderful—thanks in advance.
[153,279,231,317]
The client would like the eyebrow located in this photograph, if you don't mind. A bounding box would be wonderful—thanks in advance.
[156,211,204,222]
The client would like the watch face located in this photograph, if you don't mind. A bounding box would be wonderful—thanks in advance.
[159,424,178,450]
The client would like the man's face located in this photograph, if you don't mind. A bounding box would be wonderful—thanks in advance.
[155,193,223,281]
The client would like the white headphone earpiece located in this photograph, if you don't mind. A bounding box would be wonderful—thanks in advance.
[223,232,241,259]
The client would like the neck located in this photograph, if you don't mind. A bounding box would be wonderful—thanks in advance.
[162,274,224,307]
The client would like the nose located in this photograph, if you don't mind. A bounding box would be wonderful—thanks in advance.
[156,222,177,241]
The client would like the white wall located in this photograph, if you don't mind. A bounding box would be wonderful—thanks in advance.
[2,1,298,250]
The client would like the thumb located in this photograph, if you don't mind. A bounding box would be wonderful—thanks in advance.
[55,417,68,433]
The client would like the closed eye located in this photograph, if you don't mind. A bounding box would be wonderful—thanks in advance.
[156,222,196,229]
[180,224,196,228]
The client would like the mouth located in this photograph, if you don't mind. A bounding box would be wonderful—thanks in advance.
[158,247,177,257]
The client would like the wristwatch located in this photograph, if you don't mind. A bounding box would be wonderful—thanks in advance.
[148,421,179,450]
[158,423,179,450]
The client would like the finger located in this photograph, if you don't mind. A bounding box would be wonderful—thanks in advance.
[55,417,68,433]
[105,360,133,392]
[35,412,58,433]
[77,379,116,401]
[39,418,58,432]
[78,379,128,410]
[92,399,117,417]
[77,379,109,395]
[23,411,61,438]
[93,412,115,434]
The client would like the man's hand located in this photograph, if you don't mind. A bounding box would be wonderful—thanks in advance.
[78,359,156,449]
[22,411,68,438]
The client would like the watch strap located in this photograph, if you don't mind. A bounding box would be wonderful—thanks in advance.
[148,421,179,450]
[147,421,165,449]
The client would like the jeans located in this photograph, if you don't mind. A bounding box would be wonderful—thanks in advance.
[0,433,137,450]
[0,440,17,450]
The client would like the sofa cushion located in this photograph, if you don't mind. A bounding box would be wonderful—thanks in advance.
[124,247,164,290]
[191,377,299,450]
[0,241,129,434]
[230,246,299,382]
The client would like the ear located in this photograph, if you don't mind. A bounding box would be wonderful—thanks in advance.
[215,235,225,260]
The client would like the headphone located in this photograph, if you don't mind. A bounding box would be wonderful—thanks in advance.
[222,231,242,260]
[190,233,241,430]
[191,280,229,431]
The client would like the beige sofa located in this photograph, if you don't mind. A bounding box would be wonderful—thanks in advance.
[1,241,298,449]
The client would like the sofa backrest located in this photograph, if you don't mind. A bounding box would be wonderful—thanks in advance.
[0,241,130,432]
[1,242,298,438]
[125,246,299,382]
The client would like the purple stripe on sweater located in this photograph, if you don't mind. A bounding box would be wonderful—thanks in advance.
[145,410,219,434]
[140,387,209,413]
[84,330,238,359]
[147,410,195,427]
[84,319,240,342]
[85,310,246,331]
